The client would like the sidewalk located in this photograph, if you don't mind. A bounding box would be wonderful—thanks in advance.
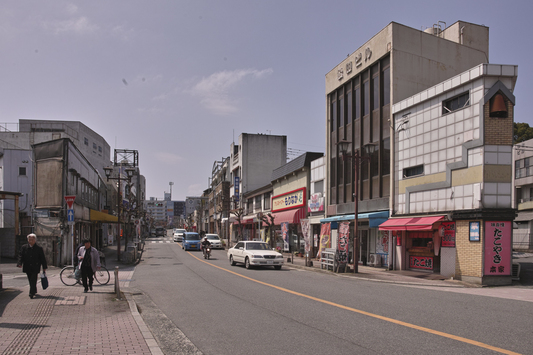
[0,245,163,355]
[282,252,475,288]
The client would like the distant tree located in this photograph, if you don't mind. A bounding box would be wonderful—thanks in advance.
[259,213,276,249]
[514,122,533,144]
[230,207,244,242]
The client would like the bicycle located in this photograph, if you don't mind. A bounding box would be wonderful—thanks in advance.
[60,265,111,286]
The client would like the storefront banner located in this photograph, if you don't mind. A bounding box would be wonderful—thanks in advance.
[318,223,331,259]
[260,229,265,242]
[272,188,306,212]
[281,222,289,251]
[300,219,311,253]
[376,231,389,254]
[337,222,349,264]
[440,222,456,247]
[484,221,511,276]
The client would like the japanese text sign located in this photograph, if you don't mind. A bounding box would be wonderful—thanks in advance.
[440,222,456,247]
[272,188,306,212]
[484,221,511,276]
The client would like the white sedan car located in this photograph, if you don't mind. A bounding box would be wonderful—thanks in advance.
[227,241,283,270]
[205,234,223,249]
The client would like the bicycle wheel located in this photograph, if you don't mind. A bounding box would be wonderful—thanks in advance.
[60,266,79,286]
[94,266,110,285]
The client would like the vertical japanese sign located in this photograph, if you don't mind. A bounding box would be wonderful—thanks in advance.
[318,223,331,259]
[440,222,456,247]
[281,222,289,251]
[234,177,240,203]
[300,219,310,253]
[484,221,511,276]
[337,222,349,264]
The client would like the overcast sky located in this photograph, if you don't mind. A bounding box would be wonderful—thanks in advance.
[1,0,532,200]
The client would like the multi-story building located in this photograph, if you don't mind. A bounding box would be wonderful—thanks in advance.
[33,138,110,266]
[0,148,33,258]
[325,20,491,269]
[145,198,167,225]
[269,152,323,253]
[229,133,287,240]
[513,138,533,251]
[209,157,230,239]
[380,63,517,285]
[0,119,111,178]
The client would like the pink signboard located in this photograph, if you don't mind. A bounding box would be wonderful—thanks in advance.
[484,221,512,276]
[409,256,433,270]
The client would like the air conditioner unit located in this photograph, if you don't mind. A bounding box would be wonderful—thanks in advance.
[369,254,381,267]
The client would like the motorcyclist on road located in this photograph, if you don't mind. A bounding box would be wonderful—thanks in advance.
[201,236,211,257]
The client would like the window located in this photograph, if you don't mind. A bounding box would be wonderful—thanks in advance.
[263,192,271,210]
[314,180,324,194]
[346,85,352,124]
[254,195,261,211]
[84,137,89,146]
[382,67,390,106]
[372,75,379,111]
[247,198,253,213]
[339,88,344,128]
[98,146,102,153]
[93,143,97,150]
[443,92,469,115]
[403,165,424,178]
[331,94,337,131]
[370,143,380,177]
[19,167,26,176]
[354,87,360,119]
[382,138,390,175]
[363,80,369,116]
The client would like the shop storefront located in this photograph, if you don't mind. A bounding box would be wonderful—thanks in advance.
[379,215,446,273]
[269,188,307,253]
[320,211,389,266]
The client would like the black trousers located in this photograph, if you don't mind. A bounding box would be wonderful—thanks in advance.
[26,272,38,296]
[81,266,94,290]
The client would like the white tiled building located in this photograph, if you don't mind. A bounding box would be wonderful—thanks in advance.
[381,63,517,285]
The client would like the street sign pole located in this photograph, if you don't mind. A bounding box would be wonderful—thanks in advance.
[64,196,76,266]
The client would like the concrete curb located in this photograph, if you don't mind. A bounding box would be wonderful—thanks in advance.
[125,292,165,355]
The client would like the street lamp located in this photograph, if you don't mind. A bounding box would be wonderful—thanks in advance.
[337,140,376,273]
[104,166,135,261]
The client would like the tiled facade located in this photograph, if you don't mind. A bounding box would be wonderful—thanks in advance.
[391,63,517,285]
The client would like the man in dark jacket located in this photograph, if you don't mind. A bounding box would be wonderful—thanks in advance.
[17,233,48,299]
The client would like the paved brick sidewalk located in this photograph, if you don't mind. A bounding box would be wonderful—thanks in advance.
[0,269,162,355]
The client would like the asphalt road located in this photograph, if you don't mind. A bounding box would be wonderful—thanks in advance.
[131,237,533,355]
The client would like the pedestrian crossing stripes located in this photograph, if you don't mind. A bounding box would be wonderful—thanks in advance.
[150,238,174,244]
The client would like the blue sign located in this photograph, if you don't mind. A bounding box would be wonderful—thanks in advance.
[67,209,75,225]
[234,176,240,203]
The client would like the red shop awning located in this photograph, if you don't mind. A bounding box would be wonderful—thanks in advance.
[267,208,306,226]
[378,216,444,231]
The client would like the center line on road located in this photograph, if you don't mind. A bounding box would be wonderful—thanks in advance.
[188,252,521,355]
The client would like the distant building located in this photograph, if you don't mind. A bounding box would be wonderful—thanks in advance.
[229,133,287,240]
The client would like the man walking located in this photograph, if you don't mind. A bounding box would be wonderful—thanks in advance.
[17,233,48,299]
[77,239,101,293]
